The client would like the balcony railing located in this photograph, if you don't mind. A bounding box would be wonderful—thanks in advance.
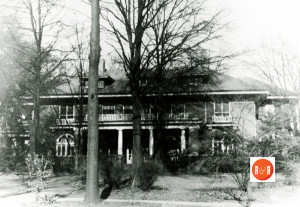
[207,116,238,123]
[56,113,192,125]
[56,119,75,125]
[166,113,187,120]
[99,114,131,121]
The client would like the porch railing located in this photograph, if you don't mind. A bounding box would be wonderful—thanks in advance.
[212,138,234,155]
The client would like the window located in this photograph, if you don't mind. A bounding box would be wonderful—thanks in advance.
[171,104,185,114]
[193,77,201,86]
[124,105,132,114]
[56,134,74,157]
[214,102,229,116]
[60,106,66,119]
[59,105,74,119]
[187,77,204,86]
[143,104,152,114]
[67,106,74,118]
[103,105,115,114]
[115,104,123,114]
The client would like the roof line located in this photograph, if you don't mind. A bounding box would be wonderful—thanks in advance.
[267,95,300,100]
[22,90,270,100]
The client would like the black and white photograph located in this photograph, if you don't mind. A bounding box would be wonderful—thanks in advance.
[0,0,299,206]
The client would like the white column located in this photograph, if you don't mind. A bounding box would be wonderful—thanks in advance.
[181,128,186,152]
[64,139,68,156]
[118,129,123,155]
[56,144,58,156]
[221,139,225,153]
[149,128,154,156]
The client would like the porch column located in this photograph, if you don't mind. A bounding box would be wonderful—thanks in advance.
[149,128,154,156]
[181,128,186,152]
[56,143,58,156]
[118,129,123,155]
[64,139,68,156]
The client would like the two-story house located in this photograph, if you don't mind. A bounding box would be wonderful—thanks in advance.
[20,68,299,164]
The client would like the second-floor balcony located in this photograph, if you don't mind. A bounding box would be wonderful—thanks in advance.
[55,114,239,126]
[55,113,193,125]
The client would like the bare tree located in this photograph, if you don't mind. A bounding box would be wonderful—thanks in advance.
[254,42,300,92]
[102,0,166,178]
[67,24,89,172]
[84,0,101,203]
[253,41,300,134]
[3,0,70,155]
[146,0,228,161]
[102,0,229,173]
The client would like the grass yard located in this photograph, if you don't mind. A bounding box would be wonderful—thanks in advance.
[1,163,300,207]
[109,174,237,202]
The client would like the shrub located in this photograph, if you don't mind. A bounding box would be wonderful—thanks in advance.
[187,157,216,175]
[0,146,27,172]
[137,160,163,191]
[0,148,15,172]
[165,151,189,173]
[53,156,75,174]
[75,155,131,189]
[187,156,242,175]
[25,153,53,201]
[74,156,86,184]
[218,157,236,173]
[282,162,297,186]
[99,155,131,189]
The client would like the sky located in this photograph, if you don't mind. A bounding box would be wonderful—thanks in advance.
[2,0,300,80]
[223,0,300,48]
[63,0,300,80]
[220,0,300,78]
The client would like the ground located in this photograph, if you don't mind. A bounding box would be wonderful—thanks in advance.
[1,166,300,207]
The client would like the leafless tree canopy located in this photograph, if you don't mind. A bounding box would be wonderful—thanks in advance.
[254,42,300,93]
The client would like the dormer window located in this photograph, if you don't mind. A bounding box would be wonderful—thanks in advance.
[141,79,148,86]
[189,77,200,86]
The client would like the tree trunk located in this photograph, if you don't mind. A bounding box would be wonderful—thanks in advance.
[132,95,142,179]
[156,106,166,162]
[30,86,40,155]
[84,0,101,203]
[74,128,80,172]
[29,0,42,156]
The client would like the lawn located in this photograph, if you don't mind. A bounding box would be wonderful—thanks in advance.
[1,164,300,207]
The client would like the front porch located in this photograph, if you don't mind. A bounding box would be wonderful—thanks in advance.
[97,128,188,164]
